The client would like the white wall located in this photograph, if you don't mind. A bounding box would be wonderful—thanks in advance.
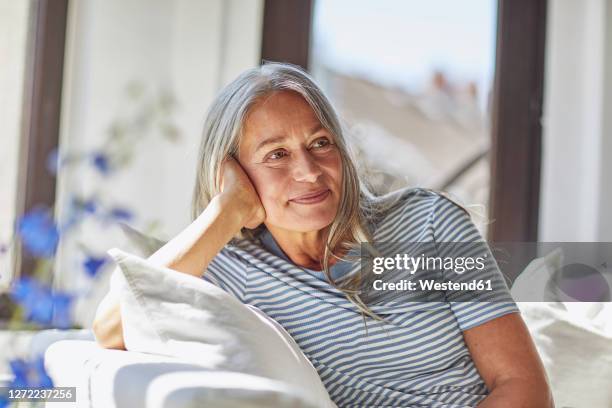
[539,0,612,242]
[599,1,612,240]
[0,1,30,286]
[55,0,263,327]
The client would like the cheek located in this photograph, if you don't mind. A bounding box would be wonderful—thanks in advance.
[320,152,343,190]
[247,168,289,210]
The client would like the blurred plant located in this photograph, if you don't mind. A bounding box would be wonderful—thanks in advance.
[10,277,73,329]
[17,207,59,259]
[0,355,53,408]
[0,81,181,404]
[9,356,53,388]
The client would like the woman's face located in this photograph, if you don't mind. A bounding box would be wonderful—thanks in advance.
[237,91,343,233]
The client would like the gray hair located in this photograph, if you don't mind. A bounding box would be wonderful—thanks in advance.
[192,62,399,323]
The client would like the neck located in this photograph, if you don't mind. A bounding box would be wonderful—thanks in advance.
[265,223,339,271]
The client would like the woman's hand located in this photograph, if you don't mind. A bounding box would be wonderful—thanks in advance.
[219,157,266,229]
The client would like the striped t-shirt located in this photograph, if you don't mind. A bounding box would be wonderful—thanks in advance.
[203,188,519,407]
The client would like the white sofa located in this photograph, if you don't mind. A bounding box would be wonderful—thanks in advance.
[42,333,318,408]
[37,244,612,407]
[39,301,612,408]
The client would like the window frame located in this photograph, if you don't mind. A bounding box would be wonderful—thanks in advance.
[15,0,69,278]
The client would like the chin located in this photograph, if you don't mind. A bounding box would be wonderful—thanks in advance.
[293,221,334,233]
[276,212,336,233]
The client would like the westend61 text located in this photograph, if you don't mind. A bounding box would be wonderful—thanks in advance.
[372,279,494,291]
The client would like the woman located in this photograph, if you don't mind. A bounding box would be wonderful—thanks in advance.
[94,63,553,407]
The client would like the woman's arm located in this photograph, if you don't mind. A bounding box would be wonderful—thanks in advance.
[463,313,554,408]
[92,159,265,349]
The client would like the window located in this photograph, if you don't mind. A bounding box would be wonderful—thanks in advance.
[261,0,547,242]
[310,0,497,235]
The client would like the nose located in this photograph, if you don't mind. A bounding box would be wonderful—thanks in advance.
[291,149,322,183]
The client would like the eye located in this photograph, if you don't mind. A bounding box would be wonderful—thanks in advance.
[311,137,332,149]
[266,149,288,161]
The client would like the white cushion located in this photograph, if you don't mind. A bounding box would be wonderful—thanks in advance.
[510,247,564,302]
[519,302,612,407]
[107,248,334,408]
[514,249,612,407]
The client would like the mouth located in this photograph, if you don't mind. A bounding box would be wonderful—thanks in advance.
[289,189,330,205]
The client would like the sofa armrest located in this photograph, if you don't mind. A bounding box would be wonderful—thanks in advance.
[45,340,318,408]
[29,329,94,359]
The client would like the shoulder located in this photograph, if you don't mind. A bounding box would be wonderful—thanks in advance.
[203,239,260,293]
[372,186,470,224]
[370,187,472,240]
[206,237,260,276]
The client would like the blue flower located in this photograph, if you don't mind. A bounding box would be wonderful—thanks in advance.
[10,278,74,329]
[109,207,133,222]
[50,293,74,329]
[83,256,108,277]
[92,152,111,175]
[9,356,53,389]
[17,206,59,258]
[82,199,97,214]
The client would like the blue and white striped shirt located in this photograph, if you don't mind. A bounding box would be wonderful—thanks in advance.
[203,188,519,407]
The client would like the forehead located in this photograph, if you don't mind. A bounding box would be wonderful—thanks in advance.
[240,91,322,145]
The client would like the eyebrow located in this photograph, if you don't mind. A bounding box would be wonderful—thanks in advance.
[254,135,286,154]
[254,124,325,153]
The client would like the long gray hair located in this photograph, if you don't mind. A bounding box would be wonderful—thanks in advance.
[192,62,399,322]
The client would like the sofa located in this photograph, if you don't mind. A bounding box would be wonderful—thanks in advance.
[36,240,612,407]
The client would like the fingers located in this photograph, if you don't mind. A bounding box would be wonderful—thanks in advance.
[219,157,237,192]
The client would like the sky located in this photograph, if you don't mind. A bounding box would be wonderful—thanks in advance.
[311,0,497,106]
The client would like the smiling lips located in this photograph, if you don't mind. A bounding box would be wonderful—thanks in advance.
[289,189,330,204]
